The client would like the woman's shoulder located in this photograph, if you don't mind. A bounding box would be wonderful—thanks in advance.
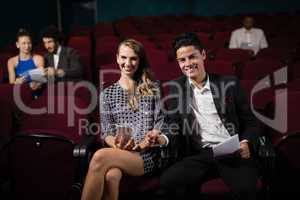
[102,82,121,96]
[7,56,18,67]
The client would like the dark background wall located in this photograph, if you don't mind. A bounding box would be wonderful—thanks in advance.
[0,0,58,46]
[1,0,300,46]
[97,0,191,21]
[191,0,300,16]
[97,0,300,22]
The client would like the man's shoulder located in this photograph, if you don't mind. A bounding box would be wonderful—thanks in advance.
[164,76,187,94]
[61,46,78,55]
[232,28,244,34]
[252,28,264,34]
[43,52,51,61]
[168,76,186,84]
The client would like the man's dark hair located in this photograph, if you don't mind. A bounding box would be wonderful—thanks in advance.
[40,25,62,43]
[172,32,205,58]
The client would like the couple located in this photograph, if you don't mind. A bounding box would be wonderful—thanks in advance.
[7,26,83,89]
[81,33,260,200]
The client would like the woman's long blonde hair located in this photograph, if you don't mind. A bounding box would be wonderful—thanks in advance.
[117,39,157,111]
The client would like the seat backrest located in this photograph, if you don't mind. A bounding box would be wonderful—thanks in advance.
[19,91,91,143]
[0,84,33,143]
[0,52,14,83]
[215,48,251,63]
[205,60,236,76]
[240,60,277,80]
[8,135,75,200]
[99,64,120,87]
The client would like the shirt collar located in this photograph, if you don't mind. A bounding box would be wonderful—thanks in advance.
[242,27,253,33]
[54,46,62,56]
[188,74,210,92]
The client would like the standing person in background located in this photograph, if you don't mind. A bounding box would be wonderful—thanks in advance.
[41,25,83,81]
[229,16,268,55]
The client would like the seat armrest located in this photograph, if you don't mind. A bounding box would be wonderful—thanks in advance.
[73,135,98,184]
[73,135,97,158]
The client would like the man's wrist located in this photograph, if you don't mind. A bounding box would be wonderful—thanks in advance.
[159,134,169,147]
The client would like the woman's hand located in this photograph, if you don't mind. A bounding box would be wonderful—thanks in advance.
[29,81,42,91]
[15,77,26,84]
[114,133,136,151]
[133,129,166,151]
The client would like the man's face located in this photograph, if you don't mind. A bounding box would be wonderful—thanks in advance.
[243,17,254,30]
[42,37,58,53]
[176,45,206,80]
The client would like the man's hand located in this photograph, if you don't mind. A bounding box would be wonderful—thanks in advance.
[239,141,251,159]
[44,67,56,77]
[133,129,166,151]
[147,129,167,146]
[56,69,65,77]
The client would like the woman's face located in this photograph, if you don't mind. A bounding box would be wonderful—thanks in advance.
[16,36,32,54]
[117,44,140,78]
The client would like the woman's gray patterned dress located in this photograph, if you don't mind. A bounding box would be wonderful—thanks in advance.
[100,82,166,174]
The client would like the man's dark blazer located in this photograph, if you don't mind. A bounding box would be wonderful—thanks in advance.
[166,73,260,160]
[44,46,84,81]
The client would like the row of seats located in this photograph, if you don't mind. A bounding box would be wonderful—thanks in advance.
[1,71,300,199]
[1,12,300,199]
[1,13,300,85]
[93,14,300,37]
[99,58,297,84]
[0,44,297,84]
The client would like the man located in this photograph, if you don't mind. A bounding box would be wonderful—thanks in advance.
[160,33,260,200]
[229,16,268,55]
[41,26,83,81]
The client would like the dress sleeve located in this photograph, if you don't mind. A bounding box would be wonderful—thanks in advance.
[153,90,168,135]
[99,91,116,139]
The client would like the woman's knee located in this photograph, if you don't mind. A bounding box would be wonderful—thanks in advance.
[89,148,112,171]
[105,168,122,184]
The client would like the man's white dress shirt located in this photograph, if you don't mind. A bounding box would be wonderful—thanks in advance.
[189,77,231,148]
[229,27,268,55]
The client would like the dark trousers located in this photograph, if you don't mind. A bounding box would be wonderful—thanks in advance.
[159,148,258,200]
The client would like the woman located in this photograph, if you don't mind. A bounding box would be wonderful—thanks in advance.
[81,39,168,200]
[7,29,44,89]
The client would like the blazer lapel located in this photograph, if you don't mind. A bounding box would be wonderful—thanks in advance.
[57,47,66,69]
[180,77,197,155]
[47,53,54,67]
[209,74,225,118]
[182,77,193,116]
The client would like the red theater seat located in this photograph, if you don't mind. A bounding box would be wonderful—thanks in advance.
[205,60,236,76]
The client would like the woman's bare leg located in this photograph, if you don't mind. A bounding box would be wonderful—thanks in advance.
[103,168,122,200]
[81,148,144,200]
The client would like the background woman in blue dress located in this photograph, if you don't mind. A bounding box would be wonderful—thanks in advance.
[7,28,44,90]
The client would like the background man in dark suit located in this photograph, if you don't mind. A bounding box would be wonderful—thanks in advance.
[160,33,260,200]
[41,26,83,81]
